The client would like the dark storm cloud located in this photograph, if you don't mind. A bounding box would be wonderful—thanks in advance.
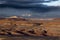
[0,0,50,11]
[0,0,58,8]
[0,0,58,3]
[0,0,60,18]
[0,0,58,7]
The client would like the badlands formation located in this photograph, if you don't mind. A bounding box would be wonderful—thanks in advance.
[0,16,60,37]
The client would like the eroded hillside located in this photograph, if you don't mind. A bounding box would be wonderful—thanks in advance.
[0,17,60,37]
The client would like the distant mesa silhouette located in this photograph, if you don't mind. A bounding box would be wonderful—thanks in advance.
[8,16,19,18]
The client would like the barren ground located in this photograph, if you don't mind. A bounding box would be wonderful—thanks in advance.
[0,18,60,40]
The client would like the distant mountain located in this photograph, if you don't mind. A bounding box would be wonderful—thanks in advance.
[8,16,19,18]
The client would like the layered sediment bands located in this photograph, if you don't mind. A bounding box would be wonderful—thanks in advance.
[0,17,60,36]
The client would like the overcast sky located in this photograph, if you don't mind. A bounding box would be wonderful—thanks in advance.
[0,0,60,18]
[0,0,59,6]
[42,0,60,6]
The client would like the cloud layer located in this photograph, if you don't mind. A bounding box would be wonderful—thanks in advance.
[0,0,60,18]
[42,0,60,6]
